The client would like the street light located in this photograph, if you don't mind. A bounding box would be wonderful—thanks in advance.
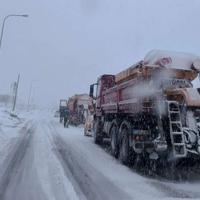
[0,14,29,49]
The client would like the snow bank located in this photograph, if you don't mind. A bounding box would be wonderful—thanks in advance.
[0,105,28,173]
[0,106,22,134]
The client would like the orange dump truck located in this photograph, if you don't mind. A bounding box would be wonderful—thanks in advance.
[67,94,93,126]
[89,50,200,165]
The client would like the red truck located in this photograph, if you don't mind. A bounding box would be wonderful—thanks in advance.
[89,50,200,165]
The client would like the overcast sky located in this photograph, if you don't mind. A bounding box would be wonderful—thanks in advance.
[0,0,200,108]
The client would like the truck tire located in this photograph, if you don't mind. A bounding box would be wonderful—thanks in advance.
[119,127,130,164]
[110,121,119,158]
[119,121,135,165]
[84,128,87,136]
[93,119,103,144]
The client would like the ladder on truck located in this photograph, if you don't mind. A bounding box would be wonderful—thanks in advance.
[167,101,187,158]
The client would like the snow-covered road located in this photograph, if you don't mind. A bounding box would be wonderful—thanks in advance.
[0,112,200,200]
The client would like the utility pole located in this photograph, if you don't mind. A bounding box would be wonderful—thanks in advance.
[27,83,33,111]
[11,82,16,107]
[12,74,20,111]
[27,80,38,111]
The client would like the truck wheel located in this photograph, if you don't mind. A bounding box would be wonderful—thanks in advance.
[119,127,130,165]
[93,119,103,144]
[84,128,87,136]
[110,124,119,158]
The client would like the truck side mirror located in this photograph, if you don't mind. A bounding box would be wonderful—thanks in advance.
[89,84,94,98]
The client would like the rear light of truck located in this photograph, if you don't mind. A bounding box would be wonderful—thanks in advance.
[134,135,145,141]
[132,130,151,141]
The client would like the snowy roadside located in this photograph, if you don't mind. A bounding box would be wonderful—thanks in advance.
[0,105,28,167]
[0,106,22,133]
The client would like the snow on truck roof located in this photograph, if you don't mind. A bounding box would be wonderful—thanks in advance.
[115,50,200,83]
[144,50,200,71]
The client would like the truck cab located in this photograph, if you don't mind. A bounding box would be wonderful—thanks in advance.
[90,74,115,113]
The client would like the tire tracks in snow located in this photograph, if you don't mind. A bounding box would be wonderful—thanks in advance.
[35,121,80,200]
[0,121,35,199]
[48,123,131,200]
[50,122,200,200]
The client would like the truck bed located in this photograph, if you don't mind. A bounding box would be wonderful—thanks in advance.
[101,77,154,114]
